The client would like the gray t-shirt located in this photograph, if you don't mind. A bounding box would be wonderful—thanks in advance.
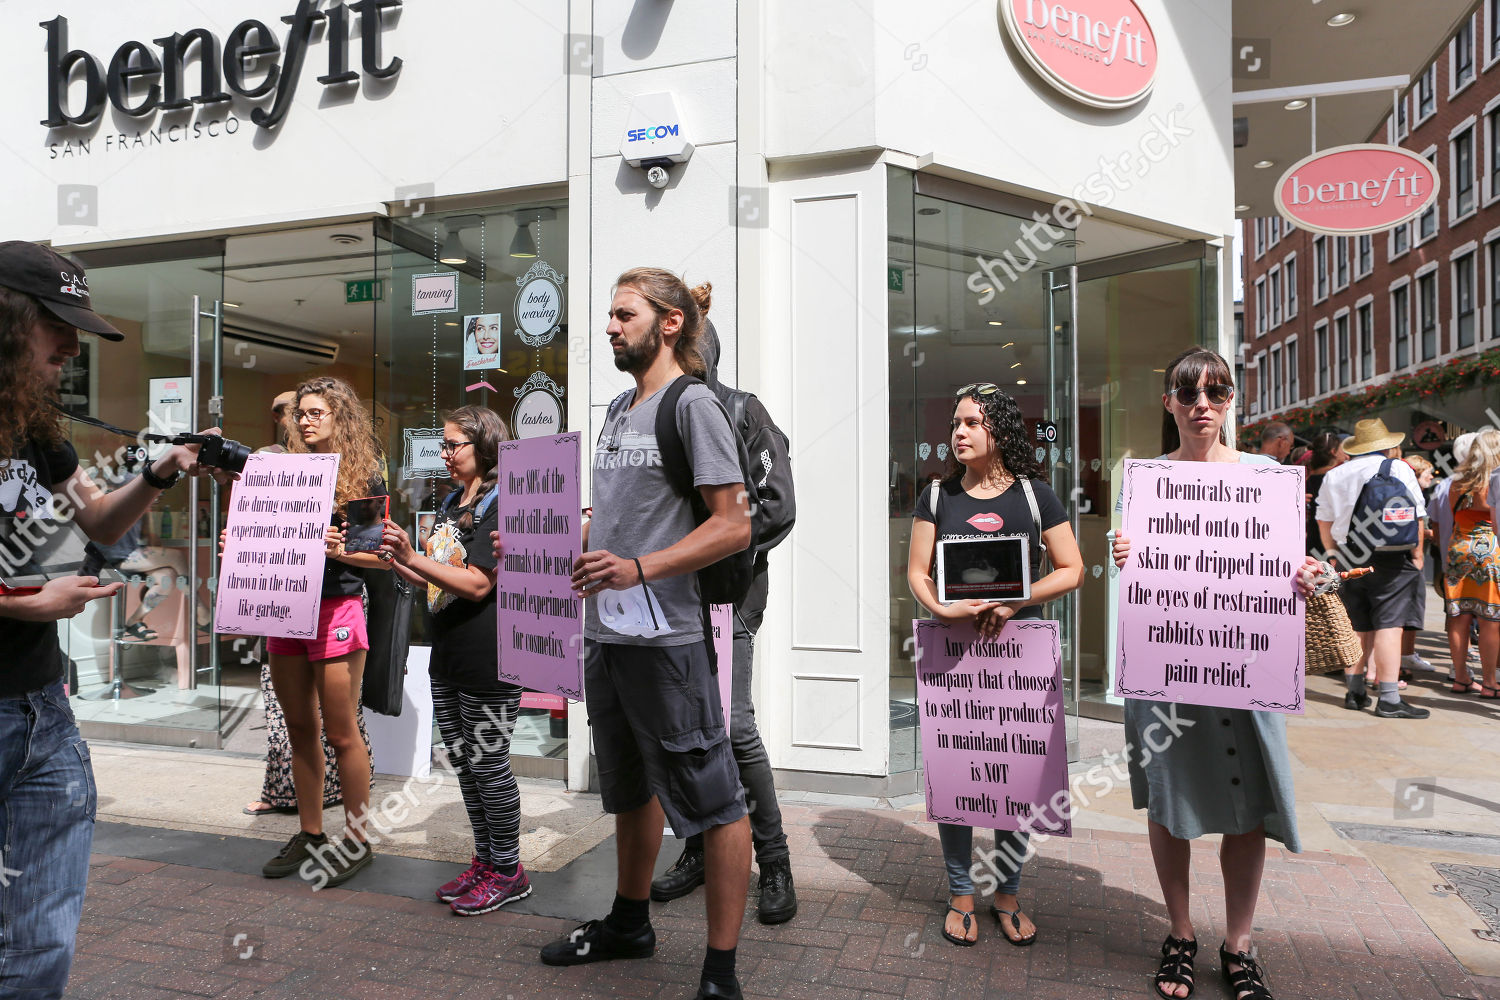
[584,381,742,646]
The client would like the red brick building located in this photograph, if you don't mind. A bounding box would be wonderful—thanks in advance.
[1241,2,1500,444]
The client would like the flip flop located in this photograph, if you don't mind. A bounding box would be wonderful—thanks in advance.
[990,905,1038,946]
[941,904,977,946]
[1450,680,1482,694]
[243,802,298,816]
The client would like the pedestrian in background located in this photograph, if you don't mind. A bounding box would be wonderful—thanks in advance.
[1442,429,1500,699]
[1399,454,1437,676]
[1258,421,1293,463]
[1304,431,1346,557]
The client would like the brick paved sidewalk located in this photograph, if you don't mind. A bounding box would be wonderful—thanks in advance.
[72,802,1500,1000]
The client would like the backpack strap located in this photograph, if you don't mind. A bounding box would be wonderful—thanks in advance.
[1020,477,1048,557]
[655,375,699,501]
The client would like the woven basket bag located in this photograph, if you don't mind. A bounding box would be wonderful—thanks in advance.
[1305,591,1362,674]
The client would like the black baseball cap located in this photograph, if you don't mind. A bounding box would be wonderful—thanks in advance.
[0,241,123,341]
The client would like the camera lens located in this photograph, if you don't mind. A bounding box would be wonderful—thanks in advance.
[218,438,251,474]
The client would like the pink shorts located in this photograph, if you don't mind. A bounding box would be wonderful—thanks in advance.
[265,595,369,662]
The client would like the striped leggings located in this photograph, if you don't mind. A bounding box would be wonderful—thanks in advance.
[430,679,523,869]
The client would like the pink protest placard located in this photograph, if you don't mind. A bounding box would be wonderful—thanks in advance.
[710,604,733,738]
[495,433,584,700]
[913,619,1070,835]
[214,452,339,640]
[1115,458,1306,714]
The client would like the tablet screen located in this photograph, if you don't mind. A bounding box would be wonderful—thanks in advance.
[343,496,389,553]
[936,536,1030,603]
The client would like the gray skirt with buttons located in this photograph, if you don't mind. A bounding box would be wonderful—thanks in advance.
[1123,699,1301,853]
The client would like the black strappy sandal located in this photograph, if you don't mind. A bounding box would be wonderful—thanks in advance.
[941,904,977,946]
[1220,943,1274,1000]
[1154,935,1197,999]
[989,904,1037,946]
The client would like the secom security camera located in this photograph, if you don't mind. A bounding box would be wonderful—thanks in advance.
[621,92,693,187]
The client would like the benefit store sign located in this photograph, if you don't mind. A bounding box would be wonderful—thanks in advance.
[42,0,402,158]
[999,0,1158,109]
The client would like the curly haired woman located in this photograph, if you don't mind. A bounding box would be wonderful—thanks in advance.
[258,376,389,887]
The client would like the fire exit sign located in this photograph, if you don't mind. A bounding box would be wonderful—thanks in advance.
[345,279,384,304]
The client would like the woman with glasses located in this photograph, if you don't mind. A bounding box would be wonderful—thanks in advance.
[378,406,533,914]
[906,383,1085,948]
[259,375,388,887]
[1112,348,1321,1000]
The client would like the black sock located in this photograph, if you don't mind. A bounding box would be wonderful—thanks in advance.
[606,892,650,933]
[702,946,736,988]
[305,831,327,842]
[1346,673,1366,696]
[495,862,519,877]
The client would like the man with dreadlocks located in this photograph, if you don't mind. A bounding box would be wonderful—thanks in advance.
[0,241,218,998]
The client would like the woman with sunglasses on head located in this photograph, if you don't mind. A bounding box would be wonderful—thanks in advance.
[1112,348,1321,1000]
[906,383,1085,949]
[379,406,533,914]
[259,375,389,887]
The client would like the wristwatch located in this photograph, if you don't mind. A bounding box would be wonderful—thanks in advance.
[141,461,182,491]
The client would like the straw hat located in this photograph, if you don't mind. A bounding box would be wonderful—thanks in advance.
[1341,418,1405,456]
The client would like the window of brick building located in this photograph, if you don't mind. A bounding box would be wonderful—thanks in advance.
[1357,235,1373,277]
[1286,255,1298,318]
[1455,126,1477,218]
[1335,237,1350,289]
[1455,16,1477,92]
[1418,66,1436,121]
[1418,151,1440,242]
[1419,271,1439,360]
[1490,242,1500,338]
[1336,313,1351,386]
[1393,285,1412,369]
[1316,322,1330,393]
[1456,252,1477,348]
[1269,267,1281,327]
[1314,236,1329,300]
[1286,338,1300,403]
[1255,277,1267,336]
[1392,222,1410,258]
[1357,302,1375,380]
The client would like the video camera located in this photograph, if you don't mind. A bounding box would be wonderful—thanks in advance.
[146,432,251,475]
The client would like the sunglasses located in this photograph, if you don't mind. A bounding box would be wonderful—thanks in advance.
[955,383,1001,398]
[1169,384,1234,407]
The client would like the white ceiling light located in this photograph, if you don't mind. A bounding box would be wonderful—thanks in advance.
[1284,100,1308,111]
[1326,12,1356,27]
[1253,159,1275,169]
[1235,204,1251,212]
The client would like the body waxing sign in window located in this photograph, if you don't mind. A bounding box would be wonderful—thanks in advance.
[999,0,1158,109]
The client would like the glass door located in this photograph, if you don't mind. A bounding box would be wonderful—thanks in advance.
[1045,268,1080,756]
[1075,244,1212,720]
[886,169,1079,769]
[62,242,231,747]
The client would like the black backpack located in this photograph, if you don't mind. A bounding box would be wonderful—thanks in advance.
[652,375,759,605]
[711,384,796,554]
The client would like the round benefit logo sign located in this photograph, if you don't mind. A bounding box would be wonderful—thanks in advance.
[513,389,563,439]
[514,267,563,347]
[999,0,1158,110]
[1273,144,1441,238]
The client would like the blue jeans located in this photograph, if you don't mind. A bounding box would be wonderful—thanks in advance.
[938,825,1029,897]
[0,682,96,999]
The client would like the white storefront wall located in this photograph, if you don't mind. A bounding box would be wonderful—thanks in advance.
[1,1,1233,784]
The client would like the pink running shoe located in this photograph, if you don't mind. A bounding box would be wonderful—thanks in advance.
[450,864,532,916]
[436,856,490,903]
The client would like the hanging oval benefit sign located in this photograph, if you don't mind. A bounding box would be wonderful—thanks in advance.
[1274,144,1441,237]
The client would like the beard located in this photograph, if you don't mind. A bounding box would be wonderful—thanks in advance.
[612,318,664,374]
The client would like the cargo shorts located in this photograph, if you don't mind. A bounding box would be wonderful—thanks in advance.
[584,640,746,838]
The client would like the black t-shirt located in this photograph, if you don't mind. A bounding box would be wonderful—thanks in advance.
[324,475,388,597]
[0,439,80,697]
[912,476,1068,583]
[425,490,517,693]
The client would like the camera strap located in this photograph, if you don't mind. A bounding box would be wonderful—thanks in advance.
[49,403,175,444]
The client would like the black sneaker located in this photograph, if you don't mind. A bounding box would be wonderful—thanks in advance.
[694,977,743,999]
[650,847,705,902]
[313,837,374,888]
[262,831,326,879]
[1344,690,1370,711]
[1374,697,1430,719]
[756,858,798,925]
[540,918,656,967]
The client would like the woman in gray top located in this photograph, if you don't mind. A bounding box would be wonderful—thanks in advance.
[1112,348,1321,1000]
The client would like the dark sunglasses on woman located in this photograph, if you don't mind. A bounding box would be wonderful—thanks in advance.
[1170,384,1234,407]
[955,383,1001,398]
